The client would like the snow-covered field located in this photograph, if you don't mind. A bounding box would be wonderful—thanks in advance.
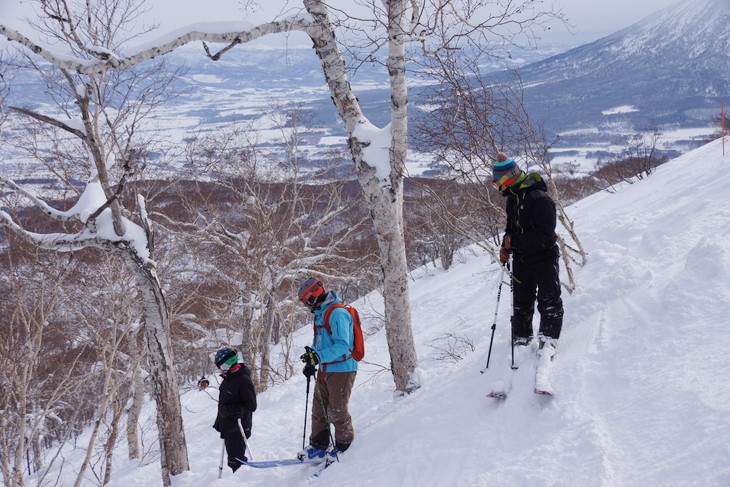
[28,138,729,486]
[548,124,712,176]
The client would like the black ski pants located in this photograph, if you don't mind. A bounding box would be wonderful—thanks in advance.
[223,429,248,472]
[512,255,564,341]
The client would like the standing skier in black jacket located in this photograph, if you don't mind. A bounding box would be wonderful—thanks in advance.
[212,347,257,472]
[492,153,564,357]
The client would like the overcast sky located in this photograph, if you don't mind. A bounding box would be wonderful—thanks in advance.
[2,0,681,47]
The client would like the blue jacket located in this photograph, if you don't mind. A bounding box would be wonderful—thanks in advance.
[311,291,358,373]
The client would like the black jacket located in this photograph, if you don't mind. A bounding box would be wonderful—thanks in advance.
[214,364,257,436]
[503,173,559,265]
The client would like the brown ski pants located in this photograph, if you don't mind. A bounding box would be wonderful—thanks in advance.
[310,370,356,450]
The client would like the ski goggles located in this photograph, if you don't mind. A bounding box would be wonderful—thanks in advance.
[492,167,522,191]
[218,356,238,372]
[299,280,325,307]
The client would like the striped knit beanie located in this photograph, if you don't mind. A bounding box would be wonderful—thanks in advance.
[492,153,524,189]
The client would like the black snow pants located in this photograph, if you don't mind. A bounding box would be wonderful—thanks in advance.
[511,255,564,341]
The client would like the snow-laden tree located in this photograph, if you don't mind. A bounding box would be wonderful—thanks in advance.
[1,0,563,397]
[0,1,189,484]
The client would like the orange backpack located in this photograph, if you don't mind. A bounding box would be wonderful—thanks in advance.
[317,303,365,362]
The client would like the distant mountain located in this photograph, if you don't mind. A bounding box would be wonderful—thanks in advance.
[512,0,729,155]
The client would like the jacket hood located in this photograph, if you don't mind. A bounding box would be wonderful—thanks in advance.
[312,290,343,317]
[504,172,547,197]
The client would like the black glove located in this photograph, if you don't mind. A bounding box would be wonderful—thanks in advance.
[303,363,317,378]
[300,346,319,366]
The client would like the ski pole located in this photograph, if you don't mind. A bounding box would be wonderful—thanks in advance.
[482,265,506,373]
[237,418,253,461]
[218,438,225,479]
[508,262,518,370]
[302,374,312,449]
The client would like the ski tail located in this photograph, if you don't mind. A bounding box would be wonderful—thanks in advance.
[312,456,336,478]
[534,342,556,396]
[533,387,554,396]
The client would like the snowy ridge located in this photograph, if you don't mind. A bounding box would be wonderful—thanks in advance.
[521,0,729,83]
[34,140,730,486]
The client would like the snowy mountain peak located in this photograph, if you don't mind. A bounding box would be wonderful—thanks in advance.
[609,0,730,61]
[509,0,728,152]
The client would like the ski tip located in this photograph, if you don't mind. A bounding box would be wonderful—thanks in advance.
[487,391,507,400]
[534,388,554,396]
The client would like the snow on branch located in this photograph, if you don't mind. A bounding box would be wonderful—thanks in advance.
[0,176,78,222]
[0,209,110,252]
[0,177,152,262]
[0,17,317,75]
[0,206,151,261]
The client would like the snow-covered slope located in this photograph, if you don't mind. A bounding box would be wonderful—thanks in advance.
[40,139,730,486]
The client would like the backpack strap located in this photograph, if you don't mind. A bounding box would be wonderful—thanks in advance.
[313,303,342,341]
[314,303,352,365]
[323,303,344,329]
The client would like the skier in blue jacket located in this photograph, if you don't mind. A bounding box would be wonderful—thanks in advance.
[297,278,357,461]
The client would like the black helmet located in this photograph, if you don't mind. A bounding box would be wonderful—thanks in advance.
[214,347,237,368]
[298,278,326,308]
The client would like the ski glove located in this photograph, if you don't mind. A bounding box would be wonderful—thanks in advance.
[303,364,317,378]
[300,346,319,366]
[499,247,511,264]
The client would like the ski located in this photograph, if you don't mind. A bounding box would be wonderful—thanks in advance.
[486,342,557,398]
[242,458,325,469]
[485,342,533,400]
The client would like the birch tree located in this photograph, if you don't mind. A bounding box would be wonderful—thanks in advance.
[0,246,84,487]
[1,0,564,395]
[0,1,188,484]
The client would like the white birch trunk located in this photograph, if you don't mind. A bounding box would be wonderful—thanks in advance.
[31,433,42,474]
[119,251,189,485]
[305,0,420,392]
[126,363,145,460]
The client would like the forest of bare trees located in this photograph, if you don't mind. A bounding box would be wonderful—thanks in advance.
[0,0,583,485]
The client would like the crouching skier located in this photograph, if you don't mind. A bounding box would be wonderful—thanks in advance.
[212,347,257,472]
